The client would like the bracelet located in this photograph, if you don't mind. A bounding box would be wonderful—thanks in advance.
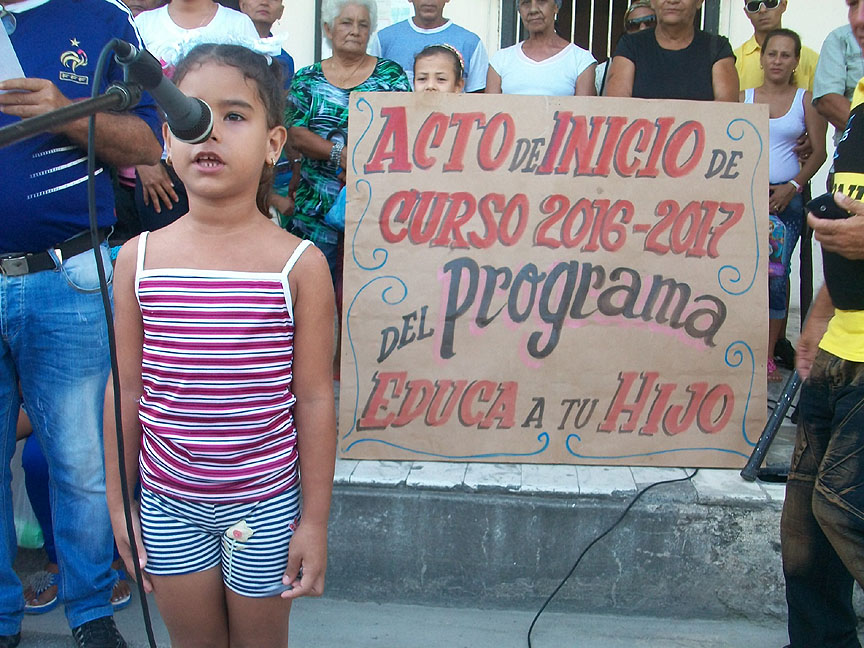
[329,141,344,166]
[789,179,803,193]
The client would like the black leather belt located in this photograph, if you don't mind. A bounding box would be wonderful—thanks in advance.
[0,229,107,277]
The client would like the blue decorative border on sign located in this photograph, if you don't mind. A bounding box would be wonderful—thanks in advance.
[344,432,550,460]
[564,434,749,460]
[349,97,389,271]
[725,341,757,447]
[342,274,407,442]
[717,118,763,296]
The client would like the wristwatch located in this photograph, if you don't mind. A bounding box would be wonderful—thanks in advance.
[789,179,803,193]
[330,141,344,166]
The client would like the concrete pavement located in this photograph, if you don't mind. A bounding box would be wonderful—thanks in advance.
[18,595,791,647]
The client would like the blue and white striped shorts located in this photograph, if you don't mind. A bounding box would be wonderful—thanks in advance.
[140,485,301,597]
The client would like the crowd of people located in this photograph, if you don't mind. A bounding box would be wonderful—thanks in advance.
[1,0,864,646]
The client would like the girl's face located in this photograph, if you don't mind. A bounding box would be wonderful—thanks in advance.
[167,62,286,209]
[761,35,798,84]
[518,0,557,36]
[413,53,464,93]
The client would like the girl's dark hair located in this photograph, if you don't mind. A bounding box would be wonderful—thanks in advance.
[414,44,464,83]
[761,28,802,60]
[173,44,285,215]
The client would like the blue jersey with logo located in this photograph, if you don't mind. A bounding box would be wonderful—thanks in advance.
[0,0,160,253]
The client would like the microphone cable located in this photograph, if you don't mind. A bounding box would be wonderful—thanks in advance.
[87,41,159,648]
[526,468,700,648]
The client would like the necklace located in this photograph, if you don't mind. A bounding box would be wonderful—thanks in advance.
[325,56,370,89]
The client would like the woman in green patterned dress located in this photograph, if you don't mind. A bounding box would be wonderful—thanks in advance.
[287,0,410,304]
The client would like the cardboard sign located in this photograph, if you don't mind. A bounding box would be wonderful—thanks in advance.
[339,93,768,467]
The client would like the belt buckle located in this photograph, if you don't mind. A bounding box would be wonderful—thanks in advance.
[0,256,29,276]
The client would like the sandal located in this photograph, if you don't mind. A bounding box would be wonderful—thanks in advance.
[111,568,131,611]
[768,358,783,383]
[23,569,58,615]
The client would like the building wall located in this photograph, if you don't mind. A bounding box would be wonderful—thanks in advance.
[276,1,850,71]
[272,0,500,69]
[720,0,848,54]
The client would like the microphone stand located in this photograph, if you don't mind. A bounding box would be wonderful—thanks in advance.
[0,82,141,148]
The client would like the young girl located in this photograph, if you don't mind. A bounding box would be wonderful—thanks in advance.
[413,44,466,93]
[105,44,337,647]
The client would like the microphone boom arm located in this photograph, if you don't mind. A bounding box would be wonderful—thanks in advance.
[0,82,141,149]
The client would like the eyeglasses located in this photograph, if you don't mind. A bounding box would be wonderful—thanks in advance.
[745,0,781,14]
[625,14,656,31]
[0,3,15,36]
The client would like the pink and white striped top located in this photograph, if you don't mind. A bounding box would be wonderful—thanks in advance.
[134,232,313,503]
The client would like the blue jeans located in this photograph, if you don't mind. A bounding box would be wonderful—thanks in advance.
[0,245,115,633]
[768,191,804,319]
[781,350,864,647]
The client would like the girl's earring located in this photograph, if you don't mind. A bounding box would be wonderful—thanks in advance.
[166,155,172,167]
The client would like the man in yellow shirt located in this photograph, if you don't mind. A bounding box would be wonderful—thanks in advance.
[733,0,819,91]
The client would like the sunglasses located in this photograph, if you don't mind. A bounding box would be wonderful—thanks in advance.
[0,3,15,36]
[626,14,656,30]
[745,0,781,14]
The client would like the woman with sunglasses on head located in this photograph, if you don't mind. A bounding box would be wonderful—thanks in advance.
[596,0,656,95]
[741,28,827,382]
[485,0,596,96]
[606,0,739,101]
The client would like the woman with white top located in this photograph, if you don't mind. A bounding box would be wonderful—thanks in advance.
[485,0,596,96]
[742,28,826,381]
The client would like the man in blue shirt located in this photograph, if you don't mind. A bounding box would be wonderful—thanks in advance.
[0,0,161,645]
[368,0,489,92]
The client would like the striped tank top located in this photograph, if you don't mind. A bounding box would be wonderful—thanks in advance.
[135,232,313,503]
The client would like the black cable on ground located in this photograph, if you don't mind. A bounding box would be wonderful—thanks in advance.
[526,468,700,648]
[88,41,158,648]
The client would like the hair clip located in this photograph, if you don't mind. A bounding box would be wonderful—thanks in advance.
[436,43,465,73]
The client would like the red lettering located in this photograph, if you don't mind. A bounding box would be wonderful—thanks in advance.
[392,380,434,427]
[662,383,707,435]
[444,112,486,172]
[479,382,518,429]
[379,191,417,244]
[363,107,411,174]
[458,381,496,426]
[662,121,705,178]
[477,112,515,171]
[499,194,529,246]
[357,371,406,429]
[697,384,735,433]
[597,371,659,433]
[431,192,476,248]
[614,119,654,177]
[413,111,449,170]
[636,117,675,178]
[470,194,503,249]
[593,116,629,177]
[536,111,573,175]
[555,115,607,176]
[408,192,448,245]
[426,380,468,426]
[640,383,677,435]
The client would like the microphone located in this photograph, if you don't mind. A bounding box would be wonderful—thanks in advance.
[111,39,213,144]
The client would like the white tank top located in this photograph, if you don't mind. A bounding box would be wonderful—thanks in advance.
[745,87,806,184]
